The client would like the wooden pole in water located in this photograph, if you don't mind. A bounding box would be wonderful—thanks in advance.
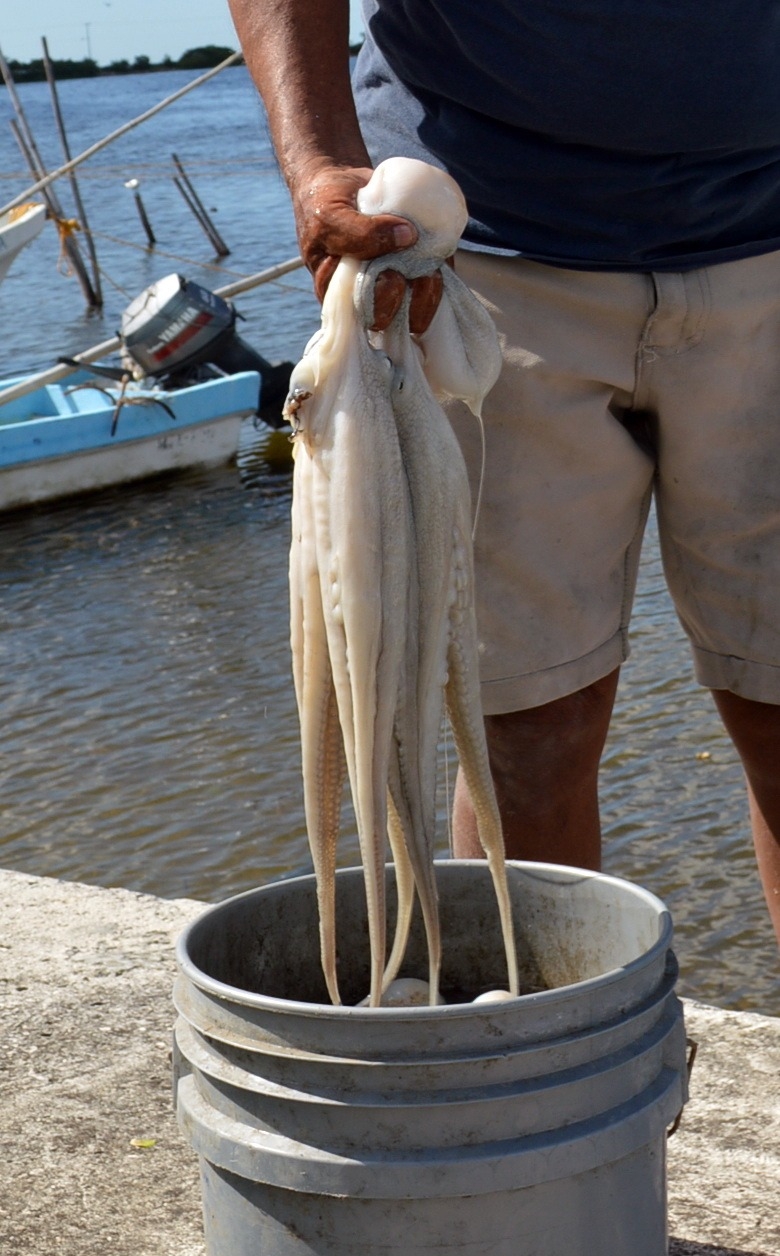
[173,175,228,256]
[41,37,104,307]
[0,51,243,219]
[133,191,156,247]
[124,179,156,247]
[0,51,52,185]
[172,153,230,256]
[0,255,306,407]
[9,119,100,309]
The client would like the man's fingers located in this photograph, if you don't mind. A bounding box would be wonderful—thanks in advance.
[370,270,407,331]
[304,212,416,270]
[312,255,339,304]
[314,264,445,334]
[325,212,415,259]
[368,270,445,332]
[409,271,444,334]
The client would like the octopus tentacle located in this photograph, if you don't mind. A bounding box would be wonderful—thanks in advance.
[290,444,345,1004]
[444,535,520,998]
[382,787,419,990]
[382,524,429,993]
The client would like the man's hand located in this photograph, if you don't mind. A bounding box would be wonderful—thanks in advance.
[291,161,444,333]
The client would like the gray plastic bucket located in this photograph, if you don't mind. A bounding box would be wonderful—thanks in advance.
[173,860,687,1255]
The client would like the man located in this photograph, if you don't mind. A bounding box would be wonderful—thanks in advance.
[228,0,780,944]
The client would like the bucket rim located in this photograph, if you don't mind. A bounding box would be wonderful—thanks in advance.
[175,859,674,1020]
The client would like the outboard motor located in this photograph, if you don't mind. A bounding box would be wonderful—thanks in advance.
[120,273,293,428]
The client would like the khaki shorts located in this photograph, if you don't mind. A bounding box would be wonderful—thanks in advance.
[447,248,780,714]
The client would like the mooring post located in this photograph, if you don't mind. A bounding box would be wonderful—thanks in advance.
[124,179,156,247]
[42,37,103,307]
[172,153,230,256]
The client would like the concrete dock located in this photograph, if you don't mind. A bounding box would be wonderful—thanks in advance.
[1,868,778,1256]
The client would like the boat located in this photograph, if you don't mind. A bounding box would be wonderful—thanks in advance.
[0,367,263,511]
[0,203,46,284]
[0,272,294,511]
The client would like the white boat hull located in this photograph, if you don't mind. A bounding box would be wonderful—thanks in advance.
[0,412,244,510]
[0,369,261,511]
[0,204,46,284]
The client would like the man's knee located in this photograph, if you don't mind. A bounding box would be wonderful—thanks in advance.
[713,689,780,791]
[485,668,620,783]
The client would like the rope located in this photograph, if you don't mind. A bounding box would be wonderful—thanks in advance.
[54,215,82,275]
[85,227,312,290]
[1,158,279,185]
[94,265,135,299]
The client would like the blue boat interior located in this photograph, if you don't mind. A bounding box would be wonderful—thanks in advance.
[0,370,262,467]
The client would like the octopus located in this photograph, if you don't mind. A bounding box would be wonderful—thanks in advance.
[285,157,519,1007]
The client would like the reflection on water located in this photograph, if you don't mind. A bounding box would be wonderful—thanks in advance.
[0,71,776,1017]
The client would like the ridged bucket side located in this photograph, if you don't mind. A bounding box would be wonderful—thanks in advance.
[174,861,687,1255]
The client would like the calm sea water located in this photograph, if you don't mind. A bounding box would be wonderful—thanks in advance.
[0,70,777,1015]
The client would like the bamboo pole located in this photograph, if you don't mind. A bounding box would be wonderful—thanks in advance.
[9,119,99,308]
[42,37,103,307]
[216,256,305,300]
[173,176,228,256]
[0,49,52,188]
[0,51,243,219]
[0,255,306,407]
[172,153,230,255]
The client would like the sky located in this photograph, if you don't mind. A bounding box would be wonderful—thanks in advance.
[2,1,365,66]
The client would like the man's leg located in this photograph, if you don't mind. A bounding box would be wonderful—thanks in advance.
[453,669,620,869]
[636,253,780,951]
[713,691,780,945]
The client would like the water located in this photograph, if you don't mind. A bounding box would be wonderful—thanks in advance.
[1,71,777,1015]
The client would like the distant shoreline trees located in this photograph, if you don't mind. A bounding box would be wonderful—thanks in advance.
[3,41,363,85]
[2,46,242,84]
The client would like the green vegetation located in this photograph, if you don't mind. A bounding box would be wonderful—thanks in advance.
[178,46,237,70]
[6,57,101,83]
[2,47,242,84]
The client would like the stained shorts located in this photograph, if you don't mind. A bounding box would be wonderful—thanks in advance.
[445,248,780,714]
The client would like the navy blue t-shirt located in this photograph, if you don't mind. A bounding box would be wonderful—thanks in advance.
[353,0,780,270]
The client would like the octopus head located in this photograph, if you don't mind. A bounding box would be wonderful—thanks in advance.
[357,158,468,259]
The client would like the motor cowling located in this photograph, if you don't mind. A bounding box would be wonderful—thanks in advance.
[120,273,293,428]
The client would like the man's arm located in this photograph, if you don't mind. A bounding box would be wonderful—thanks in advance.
[227,0,417,297]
